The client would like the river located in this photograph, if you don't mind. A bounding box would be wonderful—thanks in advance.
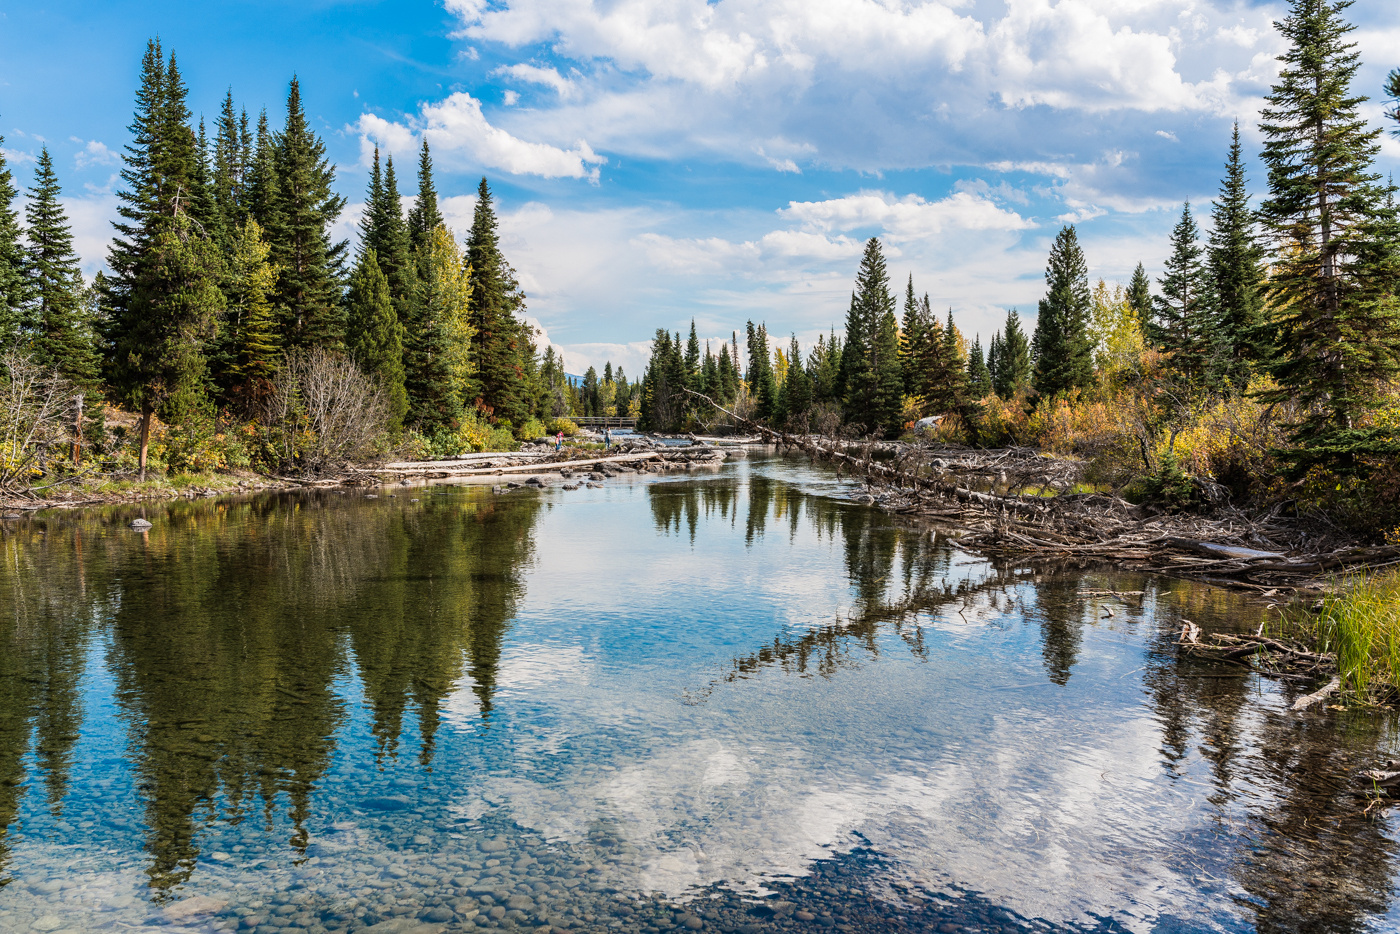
[1,456,1397,934]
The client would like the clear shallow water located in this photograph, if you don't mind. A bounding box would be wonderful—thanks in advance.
[2,458,1399,934]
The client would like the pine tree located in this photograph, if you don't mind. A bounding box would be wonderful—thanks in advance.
[932,309,967,411]
[244,111,281,234]
[871,305,904,437]
[841,237,900,431]
[746,321,778,420]
[967,337,991,398]
[684,320,701,386]
[716,342,736,404]
[223,217,281,396]
[212,90,248,235]
[0,137,25,343]
[345,250,409,433]
[898,274,925,398]
[407,140,444,252]
[1255,0,1400,469]
[1031,226,1094,399]
[1209,122,1270,391]
[1151,203,1217,384]
[778,335,813,425]
[466,178,530,426]
[994,310,1032,398]
[407,225,474,433]
[1127,262,1152,328]
[360,150,419,345]
[271,77,348,351]
[23,149,99,389]
[110,210,224,479]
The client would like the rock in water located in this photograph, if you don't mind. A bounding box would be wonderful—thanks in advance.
[129,518,153,530]
[361,795,414,811]
[164,896,228,921]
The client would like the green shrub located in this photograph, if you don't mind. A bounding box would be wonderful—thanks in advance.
[515,417,546,440]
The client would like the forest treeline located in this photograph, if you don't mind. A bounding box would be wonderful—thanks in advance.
[638,0,1400,534]
[0,39,589,481]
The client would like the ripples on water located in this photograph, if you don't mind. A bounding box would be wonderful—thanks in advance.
[1,457,1398,934]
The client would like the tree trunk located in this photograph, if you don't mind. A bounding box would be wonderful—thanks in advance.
[138,405,152,482]
[72,393,83,465]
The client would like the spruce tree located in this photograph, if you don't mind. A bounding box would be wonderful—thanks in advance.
[212,90,248,234]
[106,40,171,315]
[244,111,281,235]
[1031,226,1094,399]
[360,150,419,345]
[407,139,444,252]
[271,77,347,351]
[345,249,408,433]
[0,137,25,343]
[841,237,899,431]
[223,218,280,395]
[986,332,1002,393]
[746,321,778,420]
[684,320,701,386]
[1151,203,1217,386]
[716,342,736,403]
[1257,0,1400,467]
[1209,122,1269,391]
[994,310,1033,399]
[23,149,99,389]
[407,225,474,433]
[871,305,904,437]
[110,210,224,479]
[898,274,925,397]
[932,309,968,410]
[967,337,991,398]
[778,335,813,425]
[466,178,529,426]
[1127,262,1152,327]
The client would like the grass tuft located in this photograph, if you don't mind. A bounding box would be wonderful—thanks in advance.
[1291,570,1400,701]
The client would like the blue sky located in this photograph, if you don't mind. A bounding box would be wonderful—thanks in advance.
[2,0,1398,375]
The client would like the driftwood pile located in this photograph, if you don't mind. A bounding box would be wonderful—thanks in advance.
[683,390,1400,595]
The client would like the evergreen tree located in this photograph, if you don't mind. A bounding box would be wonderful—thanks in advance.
[1151,203,1217,384]
[777,335,813,425]
[614,366,631,417]
[23,149,99,389]
[223,218,281,396]
[407,139,444,252]
[360,150,419,342]
[746,321,779,420]
[1126,262,1152,327]
[407,225,474,433]
[986,332,1002,392]
[871,304,904,437]
[1256,0,1400,468]
[994,310,1033,398]
[581,367,599,416]
[967,337,991,398]
[190,118,223,245]
[809,332,842,406]
[684,320,701,386]
[932,308,967,411]
[0,137,25,343]
[244,111,281,234]
[898,274,925,397]
[1031,225,1094,399]
[109,210,224,479]
[716,341,737,404]
[1208,122,1269,391]
[271,77,348,351]
[466,178,529,426]
[212,90,248,235]
[841,237,901,432]
[345,249,408,433]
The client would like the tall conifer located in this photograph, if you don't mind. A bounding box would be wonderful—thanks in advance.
[465,178,529,425]
[271,77,347,351]
[1127,263,1152,327]
[1209,122,1269,390]
[346,249,408,432]
[1152,203,1216,382]
[24,149,98,389]
[1256,0,1400,465]
[407,140,444,252]
[0,138,25,343]
[994,310,1032,398]
[1031,226,1094,398]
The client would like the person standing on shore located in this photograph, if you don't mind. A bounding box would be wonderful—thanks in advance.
[604,428,612,449]
[556,431,563,451]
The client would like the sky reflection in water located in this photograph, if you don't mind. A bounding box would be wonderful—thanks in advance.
[1,457,1399,934]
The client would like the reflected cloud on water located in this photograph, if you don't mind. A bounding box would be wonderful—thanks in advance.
[0,461,1398,934]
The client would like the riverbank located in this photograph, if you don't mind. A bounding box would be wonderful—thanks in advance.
[0,438,739,513]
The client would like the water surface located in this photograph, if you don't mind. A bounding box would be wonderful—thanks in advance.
[1,458,1398,934]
